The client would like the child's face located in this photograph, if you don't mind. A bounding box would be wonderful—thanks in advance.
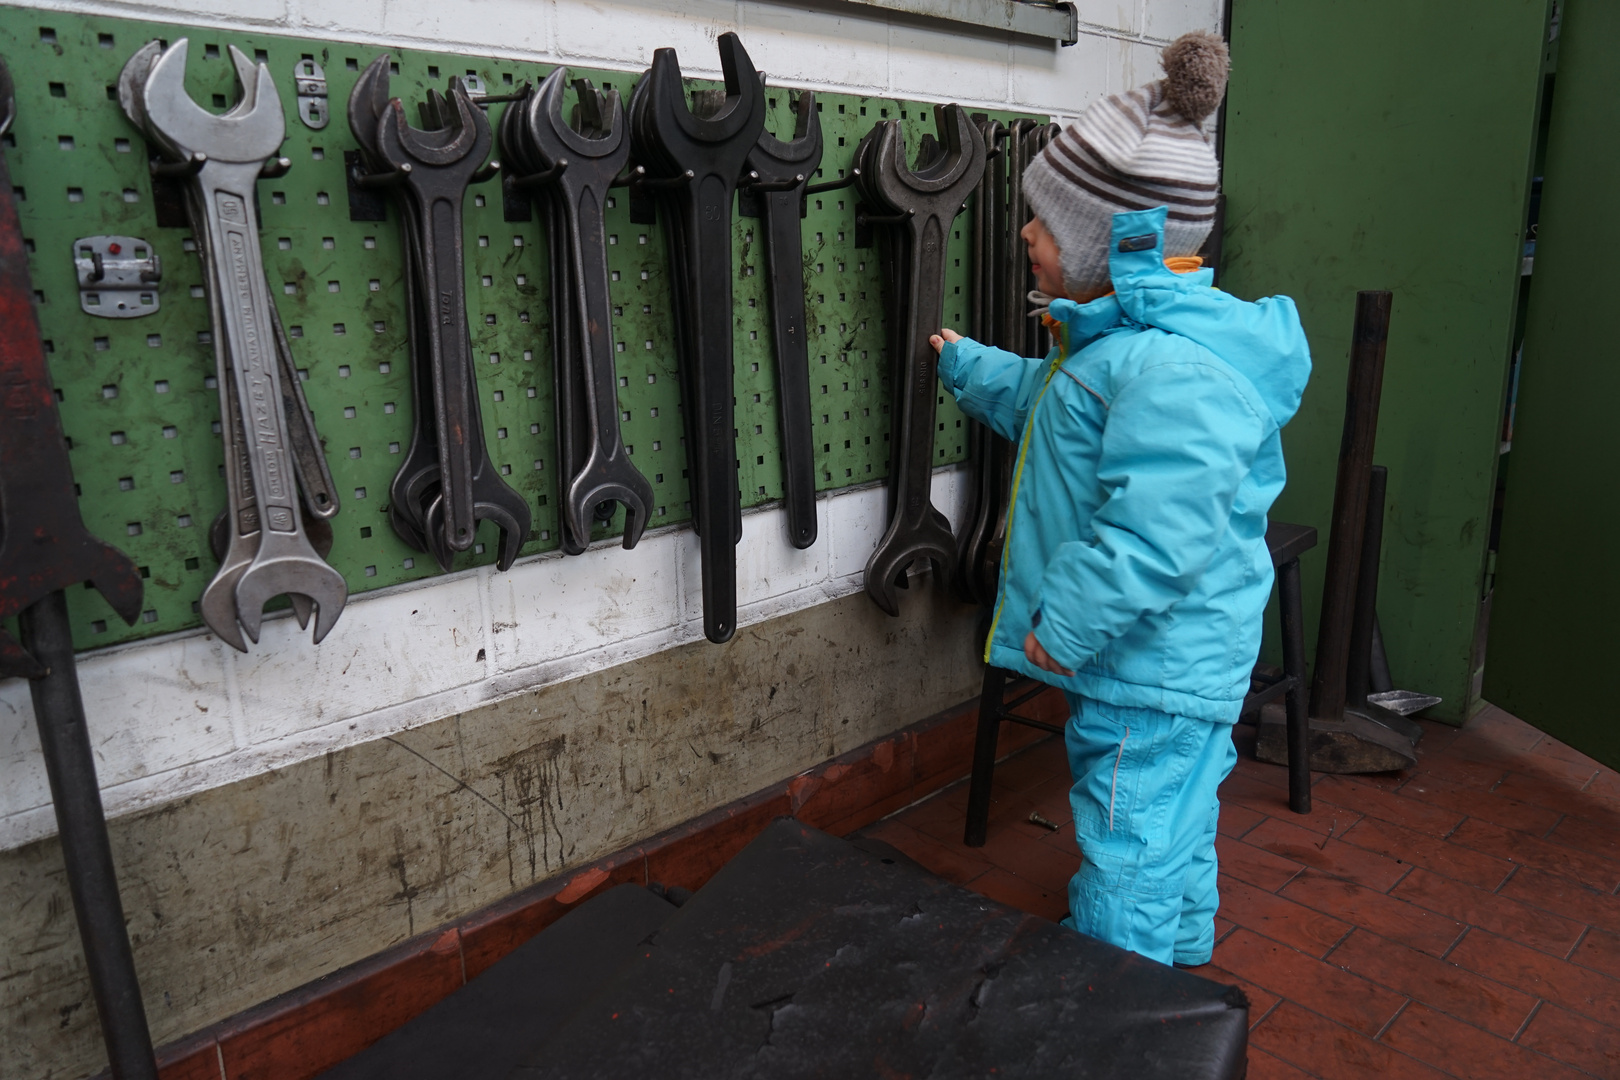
[1021,217,1068,299]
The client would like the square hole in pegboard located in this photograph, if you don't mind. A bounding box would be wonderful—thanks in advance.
[0,8,1039,650]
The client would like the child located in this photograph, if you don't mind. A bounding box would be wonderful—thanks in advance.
[930,31,1311,968]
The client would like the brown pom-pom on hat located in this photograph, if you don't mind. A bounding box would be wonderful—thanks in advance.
[1160,30,1230,124]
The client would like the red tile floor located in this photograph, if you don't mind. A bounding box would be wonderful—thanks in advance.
[857,705,1620,1079]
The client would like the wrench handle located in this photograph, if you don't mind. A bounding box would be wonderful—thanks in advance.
[415,190,479,551]
[761,188,818,549]
[685,175,741,643]
[197,175,301,538]
[896,212,950,526]
[19,591,161,1080]
[564,178,654,545]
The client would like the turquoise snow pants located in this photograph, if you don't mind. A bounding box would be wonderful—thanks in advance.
[1061,694,1238,967]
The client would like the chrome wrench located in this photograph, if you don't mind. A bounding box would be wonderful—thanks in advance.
[139,40,346,643]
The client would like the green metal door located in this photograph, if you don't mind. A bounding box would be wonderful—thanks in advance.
[1484,1,1620,768]
[1222,0,1551,722]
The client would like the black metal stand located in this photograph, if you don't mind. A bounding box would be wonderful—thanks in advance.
[963,667,1065,847]
[19,590,159,1080]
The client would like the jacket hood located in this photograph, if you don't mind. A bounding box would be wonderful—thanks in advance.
[1047,206,1312,428]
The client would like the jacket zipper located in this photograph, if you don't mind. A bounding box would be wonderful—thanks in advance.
[983,324,1071,663]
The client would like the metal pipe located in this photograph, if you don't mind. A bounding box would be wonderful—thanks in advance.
[1278,557,1311,814]
[1308,290,1393,721]
[18,590,159,1080]
[1346,465,1388,708]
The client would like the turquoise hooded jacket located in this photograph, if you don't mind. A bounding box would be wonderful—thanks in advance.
[937,207,1312,724]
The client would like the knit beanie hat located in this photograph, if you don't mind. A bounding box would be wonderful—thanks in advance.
[1023,31,1229,297]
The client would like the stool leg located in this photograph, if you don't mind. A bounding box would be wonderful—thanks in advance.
[1279,557,1312,813]
[963,666,1008,846]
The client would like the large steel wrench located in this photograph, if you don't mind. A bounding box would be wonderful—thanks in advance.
[863,107,985,616]
[522,68,654,549]
[631,33,765,643]
[140,40,346,643]
[743,87,822,550]
[373,82,487,554]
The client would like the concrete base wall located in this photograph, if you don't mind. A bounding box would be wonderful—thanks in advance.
[2,588,982,1080]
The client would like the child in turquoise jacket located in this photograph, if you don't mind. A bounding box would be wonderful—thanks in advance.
[931,33,1311,966]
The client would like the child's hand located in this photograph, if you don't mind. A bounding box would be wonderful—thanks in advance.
[1024,631,1074,677]
[929,329,963,354]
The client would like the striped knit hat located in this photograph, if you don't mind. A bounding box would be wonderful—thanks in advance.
[1024,31,1229,297]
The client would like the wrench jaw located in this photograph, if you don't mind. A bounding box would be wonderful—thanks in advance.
[649,33,761,143]
[140,40,285,164]
[234,552,348,646]
[863,531,958,618]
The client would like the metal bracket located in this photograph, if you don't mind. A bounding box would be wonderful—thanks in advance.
[294,58,329,129]
[72,234,160,318]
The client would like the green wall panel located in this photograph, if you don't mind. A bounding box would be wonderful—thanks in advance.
[1484,0,1620,769]
[1223,0,1549,721]
[0,7,1031,652]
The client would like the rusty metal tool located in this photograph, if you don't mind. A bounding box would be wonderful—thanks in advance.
[855,106,986,616]
[628,33,766,643]
[348,58,529,570]
[741,85,822,550]
[0,53,160,1080]
[505,67,654,552]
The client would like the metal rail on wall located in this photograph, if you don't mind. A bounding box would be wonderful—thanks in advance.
[0,10,1039,653]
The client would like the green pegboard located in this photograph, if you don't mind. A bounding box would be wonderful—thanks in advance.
[0,7,1036,651]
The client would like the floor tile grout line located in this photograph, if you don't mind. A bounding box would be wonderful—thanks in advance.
[1540,810,1567,841]
[1562,923,1591,963]
[1324,924,1553,1037]
[1511,998,1544,1044]
[1494,860,1523,896]
[1371,997,1410,1042]
[1438,925,1470,961]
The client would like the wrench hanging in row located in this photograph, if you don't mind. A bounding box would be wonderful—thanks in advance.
[348,56,531,571]
[628,33,766,644]
[120,40,347,648]
[953,118,1061,608]
[853,105,986,617]
[500,67,654,556]
[739,87,823,551]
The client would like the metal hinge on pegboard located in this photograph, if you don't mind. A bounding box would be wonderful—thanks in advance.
[294,58,328,129]
[72,235,160,318]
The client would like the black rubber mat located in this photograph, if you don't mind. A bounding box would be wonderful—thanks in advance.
[513,818,1248,1079]
[314,883,678,1080]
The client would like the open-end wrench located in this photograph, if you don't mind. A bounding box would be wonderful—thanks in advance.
[742,87,821,549]
[120,42,316,644]
[859,107,985,616]
[352,61,529,568]
[517,68,654,550]
[373,81,487,554]
[345,56,438,551]
[139,40,346,643]
[0,60,143,677]
[630,33,765,643]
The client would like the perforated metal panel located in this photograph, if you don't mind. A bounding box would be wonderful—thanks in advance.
[0,9,1036,650]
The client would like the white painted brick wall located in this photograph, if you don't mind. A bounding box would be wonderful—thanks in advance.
[0,0,1220,851]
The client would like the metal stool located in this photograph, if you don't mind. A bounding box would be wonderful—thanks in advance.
[961,519,1318,847]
